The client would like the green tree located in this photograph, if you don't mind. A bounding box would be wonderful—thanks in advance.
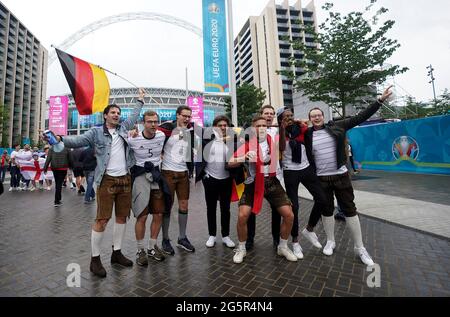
[0,103,10,148]
[225,83,267,126]
[282,0,408,118]
[429,89,450,116]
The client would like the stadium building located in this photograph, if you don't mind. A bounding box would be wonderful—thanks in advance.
[47,87,228,135]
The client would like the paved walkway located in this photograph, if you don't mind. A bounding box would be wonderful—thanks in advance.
[299,170,450,239]
[0,178,449,297]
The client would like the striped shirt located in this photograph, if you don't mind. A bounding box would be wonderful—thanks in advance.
[128,130,165,168]
[312,129,348,176]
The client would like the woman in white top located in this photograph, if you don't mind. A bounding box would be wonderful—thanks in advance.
[195,115,236,249]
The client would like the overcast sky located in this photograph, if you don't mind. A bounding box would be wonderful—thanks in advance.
[2,0,449,103]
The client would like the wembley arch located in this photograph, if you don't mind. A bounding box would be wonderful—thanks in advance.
[48,12,203,65]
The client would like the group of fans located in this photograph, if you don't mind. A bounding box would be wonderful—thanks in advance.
[1,143,97,205]
[3,86,392,278]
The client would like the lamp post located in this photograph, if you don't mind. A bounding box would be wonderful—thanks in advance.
[426,65,437,104]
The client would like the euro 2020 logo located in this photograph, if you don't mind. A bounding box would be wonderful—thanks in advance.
[208,3,220,14]
[392,136,419,161]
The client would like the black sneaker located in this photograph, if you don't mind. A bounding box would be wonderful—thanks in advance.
[177,237,195,253]
[80,185,86,193]
[54,201,62,207]
[161,239,175,256]
[147,246,165,262]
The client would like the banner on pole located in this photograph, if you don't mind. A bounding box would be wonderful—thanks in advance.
[188,97,205,127]
[49,96,69,136]
[202,0,229,93]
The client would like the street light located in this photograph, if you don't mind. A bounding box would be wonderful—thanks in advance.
[426,64,437,104]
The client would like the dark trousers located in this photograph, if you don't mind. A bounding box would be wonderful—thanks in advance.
[349,157,356,172]
[247,205,279,243]
[319,172,357,217]
[274,166,327,239]
[0,166,6,183]
[10,166,21,188]
[53,170,68,204]
[202,176,232,237]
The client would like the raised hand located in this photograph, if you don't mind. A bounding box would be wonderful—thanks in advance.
[380,85,393,103]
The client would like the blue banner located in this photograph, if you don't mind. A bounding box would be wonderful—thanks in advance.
[348,115,450,175]
[202,0,229,93]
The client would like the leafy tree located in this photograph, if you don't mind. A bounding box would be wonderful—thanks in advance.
[281,0,408,118]
[429,89,450,116]
[225,82,266,126]
[0,103,10,148]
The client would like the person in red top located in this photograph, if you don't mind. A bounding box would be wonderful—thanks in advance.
[1,150,10,184]
[228,116,297,264]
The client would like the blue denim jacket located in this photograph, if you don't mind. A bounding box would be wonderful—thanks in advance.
[61,100,144,186]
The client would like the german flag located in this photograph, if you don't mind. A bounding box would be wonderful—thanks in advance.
[55,48,110,115]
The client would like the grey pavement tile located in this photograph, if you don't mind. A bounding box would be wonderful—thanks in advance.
[1,179,449,297]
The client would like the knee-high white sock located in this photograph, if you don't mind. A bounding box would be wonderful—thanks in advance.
[113,223,126,251]
[148,238,157,250]
[91,230,104,257]
[136,240,145,251]
[321,216,335,242]
[346,215,364,249]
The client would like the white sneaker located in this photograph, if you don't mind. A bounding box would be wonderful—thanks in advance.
[302,228,322,249]
[233,248,246,264]
[8,187,13,192]
[323,240,336,256]
[46,186,52,191]
[292,242,304,260]
[205,236,216,248]
[277,246,298,262]
[222,236,235,248]
[29,186,36,192]
[355,247,374,266]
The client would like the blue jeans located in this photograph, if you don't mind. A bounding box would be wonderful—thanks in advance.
[84,170,96,202]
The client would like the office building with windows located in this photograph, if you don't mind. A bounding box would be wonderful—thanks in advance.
[234,0,318,110]
[0,1,48,147]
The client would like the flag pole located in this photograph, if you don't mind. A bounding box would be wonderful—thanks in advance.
[226,0,238,127]
[97,66,163,107]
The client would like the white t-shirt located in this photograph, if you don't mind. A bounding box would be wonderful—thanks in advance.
[128,131,165,168]
[312,129,348,176]
[205,135,230,180]
[106,128,127,177]
[10,150,19,166]
[162,130,189,172]
[282,140,309,171]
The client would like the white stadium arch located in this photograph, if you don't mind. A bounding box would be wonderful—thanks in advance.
[48,12,202,65]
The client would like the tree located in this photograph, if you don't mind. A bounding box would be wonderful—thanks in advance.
[0,103,10,148]
[429,89,450,116]
[281,0,408,118]
[225,83,266,126]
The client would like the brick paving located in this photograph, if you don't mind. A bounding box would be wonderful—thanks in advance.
[0,182,449,297]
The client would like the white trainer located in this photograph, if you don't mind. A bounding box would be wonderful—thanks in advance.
[323,240,336,256]
[355,247,374,266]
[222,236,235,248]
[277,246,298,262]
[205,236,216,248]
[302,228,322,249]
[233,248,247,264]
[8,187,13,192]
[292,242,304,260]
